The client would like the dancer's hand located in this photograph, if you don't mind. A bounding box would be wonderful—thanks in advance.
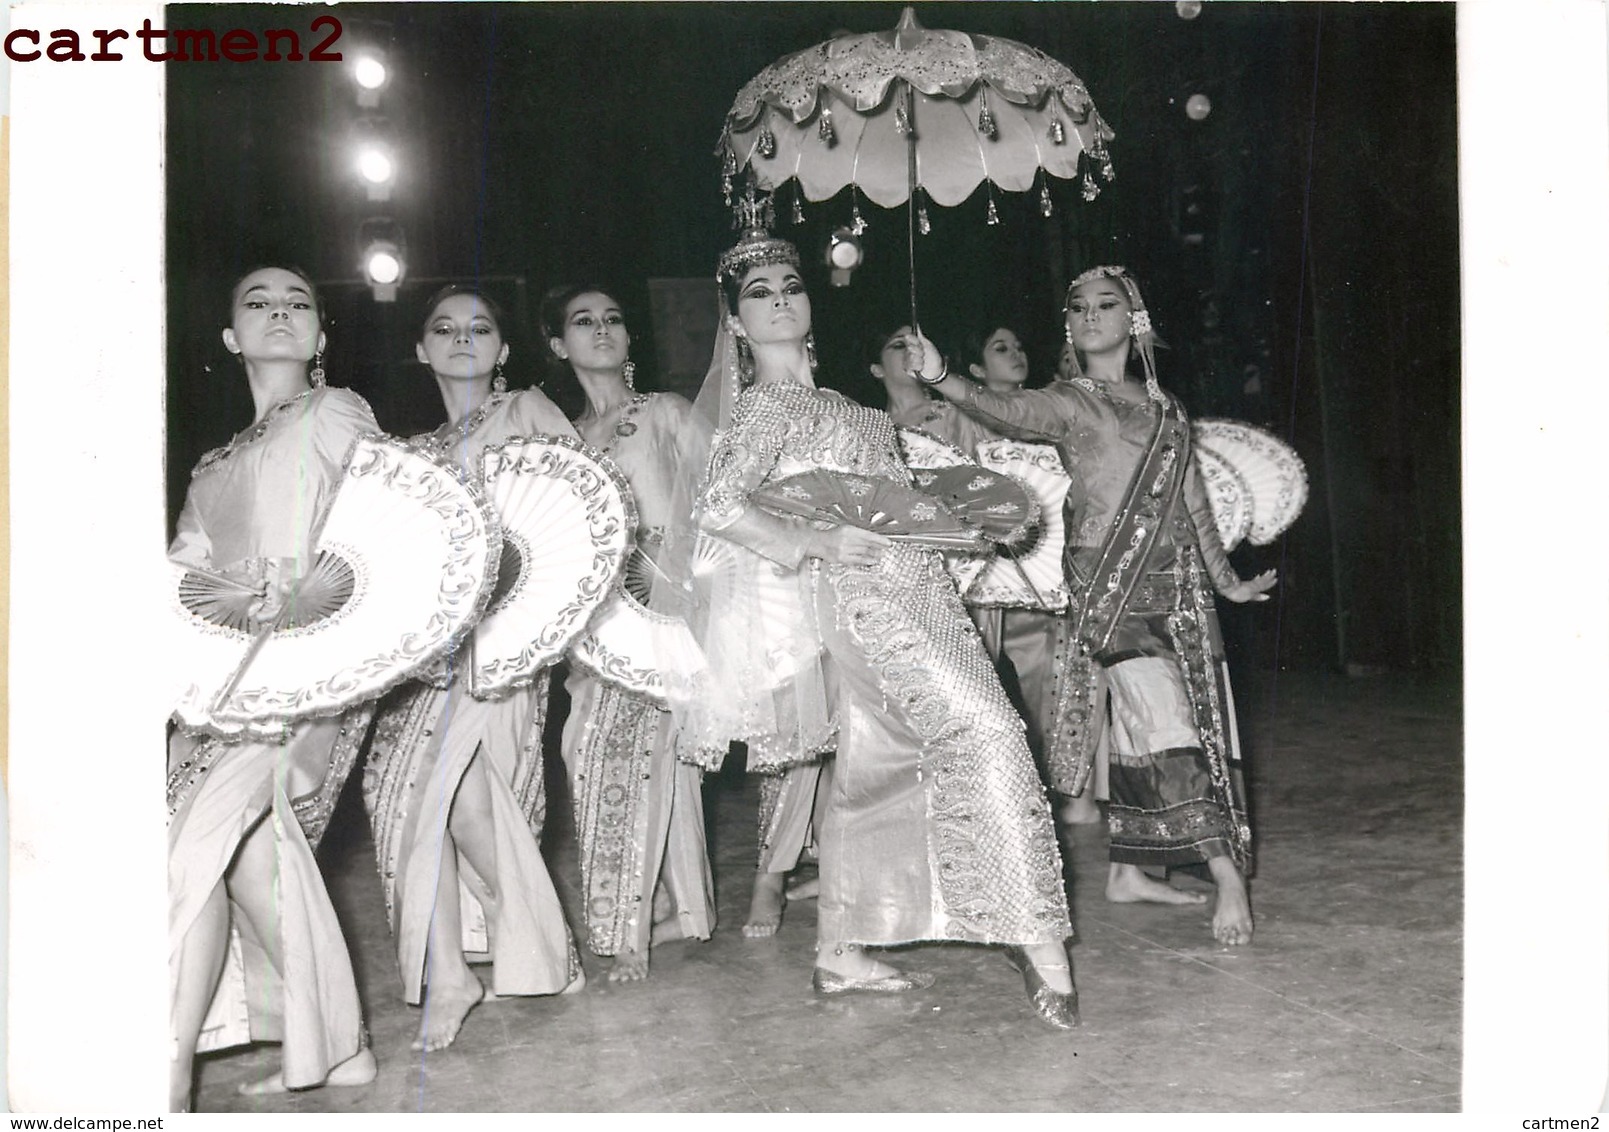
[904,329,946,383]
[1221,569,1278,603]
[809,525,891,567]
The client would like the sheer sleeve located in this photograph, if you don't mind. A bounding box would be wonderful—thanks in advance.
[697,388,809,568]
[507,388,578,439]
[951,382,1079,444]
[168,493,212,566]
[1184,454,1242,593]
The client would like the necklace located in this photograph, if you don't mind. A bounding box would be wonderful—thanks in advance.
[193,387,317,475]
[580,392,650,455]
[1072,376,1151,410]
[416,392,510,455]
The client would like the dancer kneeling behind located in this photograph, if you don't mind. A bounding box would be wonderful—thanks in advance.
[913,265,1274,946]
[542,283,718,981]
[674,216,1079,1029]
[168,266,379,1109]
[362,286,584,1053]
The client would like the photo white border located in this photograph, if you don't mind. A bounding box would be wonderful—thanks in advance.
[6,0,1606,1116]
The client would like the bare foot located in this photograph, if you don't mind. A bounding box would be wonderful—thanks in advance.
[412,977,486,1052]
[560,968,587,995]
[237,1048,378,1095]
[650,917,688,947]
[743,871,785,938]
[1207,857,1254,945]
[785,875,819,901]
[608,948,649,983]
[651,884,675,925]
[1105,862,1209,905]
[1058,792,1103,826]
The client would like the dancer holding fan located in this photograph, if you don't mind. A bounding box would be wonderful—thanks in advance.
[168,267,382,1109]
[542,284,718,980]
[673,212,1079,1030]
[362,287,590,1052]
[915,265,1275,946]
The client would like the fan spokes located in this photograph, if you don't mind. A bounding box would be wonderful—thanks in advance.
[279,550,357,630]
[485,533,528,614]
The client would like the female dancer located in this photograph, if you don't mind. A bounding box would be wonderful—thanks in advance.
[915,265,1274,945]
[676,218,1079,1029]
[541,284,716,980]
[362,286,582,1052]
[168,266,380,1109]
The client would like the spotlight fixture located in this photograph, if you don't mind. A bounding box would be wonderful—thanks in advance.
[352,50,388,108]
[360,218,406,301]
[352,118,398,201]
[825,226,864,287]
[1185,93,1213,121]
[1176,1,1203,18]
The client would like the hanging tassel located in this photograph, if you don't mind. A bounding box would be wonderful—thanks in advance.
[978,90,998,140]
[1081,172,1099,201]
[986,195,1000,226]
[818,107,837,147]
[1048,118,1067,146]
[757,122,777,160]
[1040,183,1054,217]
[894,100,912,137]
[723,173,734,206]
[791,189,805,225]
[918,201,932,235]
[851,203,868,236]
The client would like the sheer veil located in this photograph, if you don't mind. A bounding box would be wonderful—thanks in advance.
[653,286,833,772]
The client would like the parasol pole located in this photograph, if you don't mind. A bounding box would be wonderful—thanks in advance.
[905,79,920,336]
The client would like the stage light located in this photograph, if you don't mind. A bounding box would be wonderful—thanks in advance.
[358,147,393,185]
[352,50,388,108]
[1176,1,1203,19]
[1185,93,1212,121]
[360,218,406,301]
[825,227,864,287]
[355,55,386,90]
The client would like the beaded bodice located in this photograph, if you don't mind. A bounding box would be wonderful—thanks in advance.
[703,380,908,525]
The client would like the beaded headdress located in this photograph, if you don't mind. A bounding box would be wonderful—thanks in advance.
[1063,264,1166,405]
[716,188,800,294]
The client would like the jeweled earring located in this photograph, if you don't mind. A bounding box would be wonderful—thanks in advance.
[1129,309,1153,339]
[1064,321,1075,345]
[736,335,756,385]
[310,351,326,388]
[622,359,637,392]
[805,332,819,373]
[492,360,508,394]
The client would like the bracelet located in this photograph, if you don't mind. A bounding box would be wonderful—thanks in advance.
[914,358,948,386]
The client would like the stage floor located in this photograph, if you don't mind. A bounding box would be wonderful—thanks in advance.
[195,669,1462,1113]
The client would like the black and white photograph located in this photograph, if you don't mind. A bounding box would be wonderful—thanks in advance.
[6,0,1609,1118]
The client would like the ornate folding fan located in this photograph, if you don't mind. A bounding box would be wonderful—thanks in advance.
[469,435,635,699]
[906,465,1038,546]
[569,546,705,706]
[169,435,499,740]
[896,427,987,596]
[1192,443,1254,551]
[1193,419,1308,546]
[971,439,1072,611]
[752,470,988,550]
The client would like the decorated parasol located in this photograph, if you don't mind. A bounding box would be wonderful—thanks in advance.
[719,6,1115,328]
[467,435,635,700]
[1192,419,1309,550]
[971,438,1074,611]
[169,435,498,740]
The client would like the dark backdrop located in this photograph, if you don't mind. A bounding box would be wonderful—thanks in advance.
[164,1,1459,675]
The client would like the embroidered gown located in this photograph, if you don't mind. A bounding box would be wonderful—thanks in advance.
[166,387,378,1086]
[699,380,1070,946]
[889,397,1062,785]
[952,380,1252,868]
[361,389,582,1002]
[560,392,717,958]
